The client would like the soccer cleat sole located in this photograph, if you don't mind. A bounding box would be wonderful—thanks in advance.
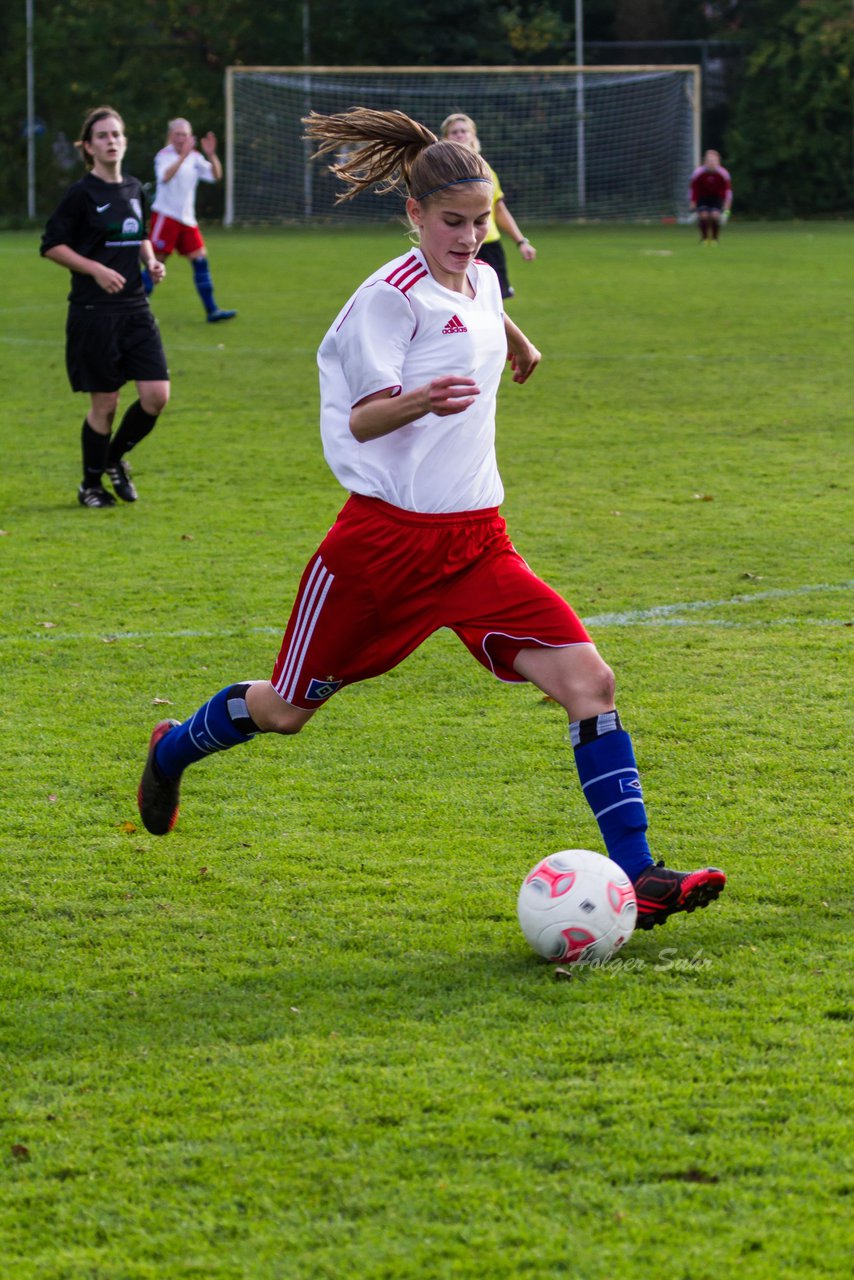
[635,867,727,930]
[138,719,182,835]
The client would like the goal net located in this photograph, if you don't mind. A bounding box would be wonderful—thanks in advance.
[225,66,700,226]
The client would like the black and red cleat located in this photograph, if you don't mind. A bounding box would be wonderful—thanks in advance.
[633,861,726,930]
[138,719,182,835]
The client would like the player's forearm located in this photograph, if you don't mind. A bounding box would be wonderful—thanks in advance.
[349,376,479,441]
[43,245,102,276]
[140,240,158,271]
[495,200,525,244]
[504,314,532,358]
[161,151,191,182]
[208,154,223,181]
[349,389,426,442]
[504,315,541,383]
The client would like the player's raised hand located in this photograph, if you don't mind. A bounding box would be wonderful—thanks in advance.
[200,132,218,158]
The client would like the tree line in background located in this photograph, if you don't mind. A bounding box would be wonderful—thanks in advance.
[2,0,852,221]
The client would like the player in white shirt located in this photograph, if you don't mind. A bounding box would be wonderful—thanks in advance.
[138,107,725,931]
[318,245,507,513]
[145,118,235,322]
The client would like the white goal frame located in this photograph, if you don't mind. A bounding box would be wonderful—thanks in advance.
[224,65,701,226]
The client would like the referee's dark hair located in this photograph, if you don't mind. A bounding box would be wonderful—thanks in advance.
[75,106,125,169]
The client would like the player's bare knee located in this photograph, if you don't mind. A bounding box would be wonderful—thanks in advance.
[591,660,616,706]
[141,386,170,415]
[268,713,306,737]
[246,681,312,735]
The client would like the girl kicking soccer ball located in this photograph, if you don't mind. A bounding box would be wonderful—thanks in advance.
[138,106,725,930]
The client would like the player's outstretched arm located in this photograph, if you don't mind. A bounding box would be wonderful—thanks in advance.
[504,315,541,384]
[349,376,480,442]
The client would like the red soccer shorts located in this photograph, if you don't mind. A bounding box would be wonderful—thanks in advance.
[149,213,205,258]
[270,494,592,709]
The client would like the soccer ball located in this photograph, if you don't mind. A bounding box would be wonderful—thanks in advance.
[517,849,637,963]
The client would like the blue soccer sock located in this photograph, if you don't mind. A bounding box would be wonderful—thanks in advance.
[570,710,654,883]
[155,684,260,778]
[191,256,217,315]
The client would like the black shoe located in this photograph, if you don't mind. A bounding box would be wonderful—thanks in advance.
[207,308,236,323]
[78,484,116,508]
[105,459,138,502]
[633,861,726,930]
[138,719,182,834]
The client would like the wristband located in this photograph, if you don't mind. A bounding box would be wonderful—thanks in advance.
[516,238,529,247]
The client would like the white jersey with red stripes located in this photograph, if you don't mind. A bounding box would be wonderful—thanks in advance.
[151,145,216,227]
[317,248,507,514]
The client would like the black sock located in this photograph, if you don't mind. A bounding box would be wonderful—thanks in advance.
[81,420,110,488]
[107,401,158,465]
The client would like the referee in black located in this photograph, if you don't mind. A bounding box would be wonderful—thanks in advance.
[41,106,171,507]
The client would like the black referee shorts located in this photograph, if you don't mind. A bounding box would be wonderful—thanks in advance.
[66,306,169,393]
[477,240,513,299]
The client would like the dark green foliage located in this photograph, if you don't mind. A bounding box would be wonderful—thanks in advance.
[725,0,854,216]
[2,2,853,221]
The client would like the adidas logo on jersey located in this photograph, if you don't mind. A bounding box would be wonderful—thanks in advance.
[442,314,468,334]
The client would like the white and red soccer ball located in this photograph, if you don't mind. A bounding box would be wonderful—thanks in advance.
[517,849,637,963]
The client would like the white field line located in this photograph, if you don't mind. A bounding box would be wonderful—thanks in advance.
[583,581,854,627]
[3,582,851,645]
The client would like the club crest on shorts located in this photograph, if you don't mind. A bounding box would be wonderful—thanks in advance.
[304,676,343,702]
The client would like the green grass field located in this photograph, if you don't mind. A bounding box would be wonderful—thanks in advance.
[1,222,852,1279]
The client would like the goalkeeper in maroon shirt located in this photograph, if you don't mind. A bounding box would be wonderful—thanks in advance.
[689,150,733,245]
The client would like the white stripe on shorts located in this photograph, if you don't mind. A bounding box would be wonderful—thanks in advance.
[274,556,335,703]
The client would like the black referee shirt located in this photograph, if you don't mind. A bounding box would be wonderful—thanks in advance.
[41,172,150,310]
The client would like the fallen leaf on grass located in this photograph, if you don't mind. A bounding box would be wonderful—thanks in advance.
[692,493,714,501]
[119,821,137,834]
[48,794,57,803]
[39,621,58,629]
[152,698,173,706]
[11,1144,30,1161]
[658,1167,719,1184]
[553,967,575,982]
[181,533,194,541]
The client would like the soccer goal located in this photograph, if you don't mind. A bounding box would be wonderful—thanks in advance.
[224,65,700,226]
